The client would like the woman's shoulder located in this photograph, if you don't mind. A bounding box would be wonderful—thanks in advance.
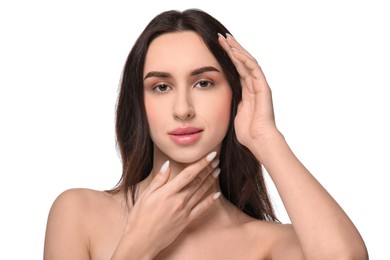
[48,188,125,218]
[50,188,109,208]
[244,220,305,259]
[47,188,106,226]
[54,187,115,200]
[46,187,127,236]
[44,188,127,258]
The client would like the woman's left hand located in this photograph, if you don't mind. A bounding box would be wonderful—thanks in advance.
[218,33,280,152]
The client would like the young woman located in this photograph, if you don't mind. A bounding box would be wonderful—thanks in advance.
[44,9,368,259]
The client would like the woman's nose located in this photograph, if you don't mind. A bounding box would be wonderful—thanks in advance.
[172,91,195,121]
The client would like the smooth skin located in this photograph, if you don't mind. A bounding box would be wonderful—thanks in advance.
[44,32,368,259]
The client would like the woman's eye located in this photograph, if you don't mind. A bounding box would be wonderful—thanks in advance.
[195,80,214,89]
[152,84,170,93]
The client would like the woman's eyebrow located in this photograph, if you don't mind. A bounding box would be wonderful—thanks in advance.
[144,66,220,81]
[144,71,171,81]
[190,66,220,76]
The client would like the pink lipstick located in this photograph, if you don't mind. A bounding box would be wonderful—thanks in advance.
[168,127,203,145]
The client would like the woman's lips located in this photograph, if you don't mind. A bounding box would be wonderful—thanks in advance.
[168,127,203,145]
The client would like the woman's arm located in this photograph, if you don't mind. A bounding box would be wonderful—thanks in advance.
[256,132,367,259]
[218,33,368,259]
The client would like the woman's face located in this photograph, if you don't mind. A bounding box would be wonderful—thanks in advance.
[143,31,232,163]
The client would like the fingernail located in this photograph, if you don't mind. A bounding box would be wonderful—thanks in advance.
[217,33,224,38]
[212,168,221,178]
[211,159,219,168]
[213,192,221,200]
[160,160,170,175]
[206,151,217,162]
[226,33,234,39]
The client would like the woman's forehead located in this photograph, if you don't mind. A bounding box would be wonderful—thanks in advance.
[143,31,221,75]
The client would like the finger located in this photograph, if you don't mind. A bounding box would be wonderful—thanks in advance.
[180,157,219,194]
[233,51,271,103]
[218,33,250,91]
[146,160,171,194]
[220,33,269,93]
[186,168,221,208]
[169,151,217,193]
[218,34,248,77]
[225,33,257,63]
[217,33,233,57]
[225,35,267,85]
[231,49,265,82]
[188,192,221,220]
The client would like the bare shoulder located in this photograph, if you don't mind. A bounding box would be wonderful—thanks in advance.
[44,188,123,259]
[45,188,123,232]
[47,188,112,219]
[246,221,305,260]
[51,187,98,204]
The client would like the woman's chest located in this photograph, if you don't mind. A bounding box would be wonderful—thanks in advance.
[88,201,128,260]
[154,228,272,260]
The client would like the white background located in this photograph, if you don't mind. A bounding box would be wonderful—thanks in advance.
[0,0,389,259]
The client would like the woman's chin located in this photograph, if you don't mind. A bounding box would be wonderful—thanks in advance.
[170,154,204,164]
[154,144,221,164]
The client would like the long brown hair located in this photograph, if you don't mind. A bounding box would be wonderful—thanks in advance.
[113,9,278,221]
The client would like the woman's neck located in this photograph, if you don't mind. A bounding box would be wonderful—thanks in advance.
[145,157,220,189]
[136,155,248,233]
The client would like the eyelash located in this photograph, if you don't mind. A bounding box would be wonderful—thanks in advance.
[151,80,215,93]
[152,83,170,93]
[195,80,215,89]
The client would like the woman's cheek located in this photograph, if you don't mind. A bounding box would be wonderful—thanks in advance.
[202,91,232,131]
[144,97,162,133]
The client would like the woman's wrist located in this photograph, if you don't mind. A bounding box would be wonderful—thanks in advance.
[248,130,287,164]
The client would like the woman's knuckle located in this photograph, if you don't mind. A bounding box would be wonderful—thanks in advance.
[175,197,186,211]
[184,169,196,182]
[192,176,203,187]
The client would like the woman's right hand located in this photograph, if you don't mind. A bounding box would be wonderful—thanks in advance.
[111,151,221,260]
